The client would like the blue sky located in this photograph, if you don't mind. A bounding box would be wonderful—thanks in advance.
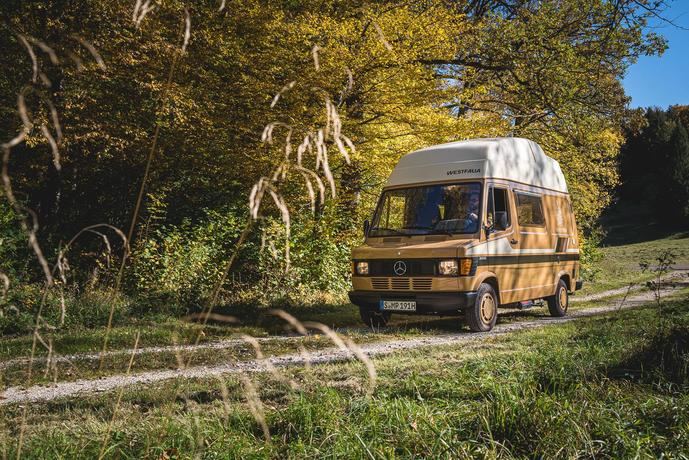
[622,1,689,108]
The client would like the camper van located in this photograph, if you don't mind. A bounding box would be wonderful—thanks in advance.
[349,137,582,332]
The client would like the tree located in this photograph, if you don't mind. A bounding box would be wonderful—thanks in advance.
[666,120,689,223]
[619,106,689,227]
[0,0,670,293]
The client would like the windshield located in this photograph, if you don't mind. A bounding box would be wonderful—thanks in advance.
[369,182,481,237]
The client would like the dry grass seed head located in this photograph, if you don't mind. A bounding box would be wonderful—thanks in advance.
[27,36,59,65]
[1,140,54,284]
[17,35,38,83]
[372,21,393,51]
[39,125,61,171]
[239,374,271,443]
[311,44,321,71]
[268,309,309,335]
[0,273,8,304]
[296,166,325,206]
[240,334,299,390]
[133,0,156,28]
[303,321,377,397]
[66,50,85,71]
[270,81,296,108]
[183,312,238,324]
[71,35,107,70]
[182,9,191,53]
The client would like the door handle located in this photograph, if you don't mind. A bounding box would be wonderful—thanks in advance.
[510,238,518,244]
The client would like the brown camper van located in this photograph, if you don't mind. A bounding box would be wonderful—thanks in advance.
[349,137,583,332]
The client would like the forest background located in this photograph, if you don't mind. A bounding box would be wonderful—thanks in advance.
[1,0,687,334]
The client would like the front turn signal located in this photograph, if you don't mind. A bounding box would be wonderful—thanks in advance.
[459,258,473,276]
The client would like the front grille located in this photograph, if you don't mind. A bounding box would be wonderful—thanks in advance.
[371,277,433,291]
[412,278,433,290]
[371,278,390,289]
[367,259,437,276]
[390,278,411,290]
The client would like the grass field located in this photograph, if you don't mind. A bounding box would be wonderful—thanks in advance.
[1,294,688,458]
[580,231,689,296]
[1,229,686,386]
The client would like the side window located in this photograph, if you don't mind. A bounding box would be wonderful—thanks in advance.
[486,187,510,231]
[515,192,545,226]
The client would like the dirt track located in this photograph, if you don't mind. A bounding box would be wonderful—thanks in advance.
[2,280,686,406]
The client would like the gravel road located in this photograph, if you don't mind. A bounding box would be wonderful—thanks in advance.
[1,280,686,406]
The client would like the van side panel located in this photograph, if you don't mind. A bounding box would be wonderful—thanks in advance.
[500,189,579,303]
[509,189,556,302]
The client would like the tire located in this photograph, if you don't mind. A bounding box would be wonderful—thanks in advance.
[465,283,498,332]
[547,279,569,317]
[359,307,390,329]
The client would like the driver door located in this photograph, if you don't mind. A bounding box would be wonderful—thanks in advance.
[483,185,520,304]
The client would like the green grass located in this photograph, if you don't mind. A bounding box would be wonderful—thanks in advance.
[579,231,689,296]
[2,294,689,458]
[2,280,685,390]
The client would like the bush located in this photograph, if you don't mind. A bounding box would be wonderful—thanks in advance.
[0,283,139,335]
[129,206,247,308]
[0,200,30,279]
[579,230,604,281]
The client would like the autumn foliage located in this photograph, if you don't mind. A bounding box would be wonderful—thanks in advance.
[0,0,667,306]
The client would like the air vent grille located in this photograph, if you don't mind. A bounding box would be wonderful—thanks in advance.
[370,277,433,291]
[412,278,433,290]
[371,278,390,290]
[390,278,411,290]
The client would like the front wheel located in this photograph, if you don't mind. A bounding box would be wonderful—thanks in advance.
[465,283,498,332]
[360,307,390,329]
[546,279,569,317]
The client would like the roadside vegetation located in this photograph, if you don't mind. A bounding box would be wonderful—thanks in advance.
[578,229,688,295]
[2,293,689,458]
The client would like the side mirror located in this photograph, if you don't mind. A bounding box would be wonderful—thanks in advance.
[495,211,508,231]
[363,219,370,236]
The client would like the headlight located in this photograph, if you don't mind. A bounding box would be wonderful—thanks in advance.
[355,261,369,275]
[438,259,458,276]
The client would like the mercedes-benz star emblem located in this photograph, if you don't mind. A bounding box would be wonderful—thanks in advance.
[393,260,407,276]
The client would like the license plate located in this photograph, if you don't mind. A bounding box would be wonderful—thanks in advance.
[380,300,416,311]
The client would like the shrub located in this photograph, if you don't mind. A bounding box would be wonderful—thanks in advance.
[129,206,247,308]
[579,230,604,281]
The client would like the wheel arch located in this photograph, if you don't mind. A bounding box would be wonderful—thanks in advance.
[556,270,572,292]
[474,271,501,305]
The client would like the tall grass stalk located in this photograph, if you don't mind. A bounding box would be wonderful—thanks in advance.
[102,15,186,369]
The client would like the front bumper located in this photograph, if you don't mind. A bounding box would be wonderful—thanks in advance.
[575,280,583,291]
[348,290,477,315]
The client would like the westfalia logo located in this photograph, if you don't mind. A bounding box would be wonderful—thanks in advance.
[447,168,481,176]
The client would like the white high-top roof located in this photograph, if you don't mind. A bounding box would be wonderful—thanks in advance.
[386,137,568,193]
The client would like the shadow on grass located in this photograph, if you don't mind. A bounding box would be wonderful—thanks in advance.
[599,201,689,247]
[208,302,466,335]
[606,325,689,385]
